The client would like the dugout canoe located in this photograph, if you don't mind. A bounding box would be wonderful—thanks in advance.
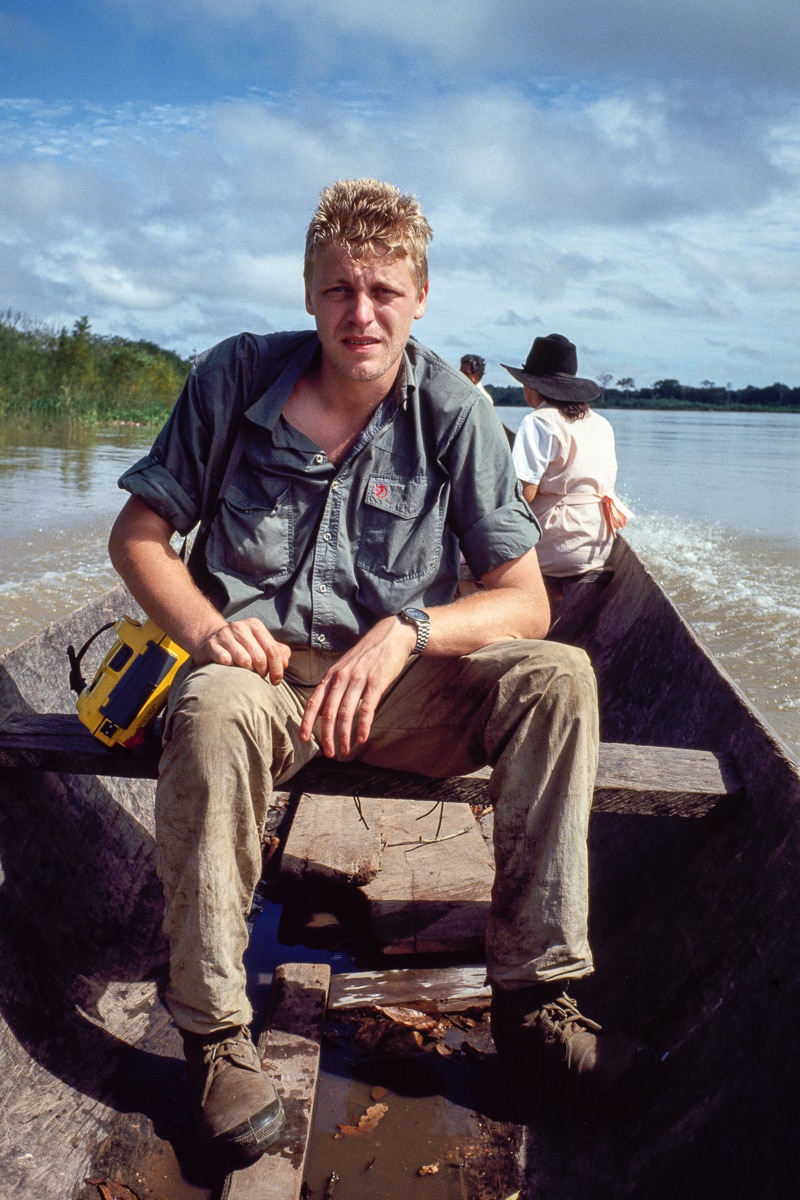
[0,537,798,1200]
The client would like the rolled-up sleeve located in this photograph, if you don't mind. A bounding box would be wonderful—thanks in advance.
[118,445,200,533]
[460,490,540,579]
[117,335,256,534]
[445,399,541,580]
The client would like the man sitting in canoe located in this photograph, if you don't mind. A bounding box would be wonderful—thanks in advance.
[108,177,656,1162]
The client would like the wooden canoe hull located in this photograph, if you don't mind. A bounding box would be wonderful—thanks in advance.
[0,588,170,1198]
[531,540,800,1199]
[1,542,799,1198]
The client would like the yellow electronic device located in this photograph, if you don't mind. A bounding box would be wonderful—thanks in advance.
[70,616,189,749]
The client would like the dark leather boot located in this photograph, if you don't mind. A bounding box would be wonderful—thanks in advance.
[182,1025,285,1160]
[491,984,658,1105]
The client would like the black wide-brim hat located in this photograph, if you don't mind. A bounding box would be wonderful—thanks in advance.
[502,333,601,404]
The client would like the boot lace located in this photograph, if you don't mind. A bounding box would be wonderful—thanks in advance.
[538,993,603,1038]
[193,1027,261,1105]
[206,1027,259,1067]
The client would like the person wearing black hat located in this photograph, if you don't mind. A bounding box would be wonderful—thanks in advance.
[503,333,631,615]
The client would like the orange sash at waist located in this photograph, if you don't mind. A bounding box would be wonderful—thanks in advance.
[535,491,631,536]
[602,494,629,535]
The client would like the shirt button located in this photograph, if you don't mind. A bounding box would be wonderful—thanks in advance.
[323,532,332,542]
[331,481,339,491]
[316,633,325,644]
[318,584,327,593]
[314,453,326,464]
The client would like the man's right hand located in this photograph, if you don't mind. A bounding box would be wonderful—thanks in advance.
[109,496,293,684]
[192,618,292,683]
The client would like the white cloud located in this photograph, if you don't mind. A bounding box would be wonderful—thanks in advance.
[3,3,800,387]
[76,261,173,309]
[107,0,800,90]
[2,85,799,384]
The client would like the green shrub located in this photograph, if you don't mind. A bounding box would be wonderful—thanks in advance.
[0,311,190,426]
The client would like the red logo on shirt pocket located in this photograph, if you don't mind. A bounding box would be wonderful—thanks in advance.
[375,482,389,499]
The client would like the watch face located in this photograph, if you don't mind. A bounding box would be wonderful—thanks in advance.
[403,607,429,622]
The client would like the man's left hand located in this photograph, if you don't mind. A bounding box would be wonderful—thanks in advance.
[299,616,416,758]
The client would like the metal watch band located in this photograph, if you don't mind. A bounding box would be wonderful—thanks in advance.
[397,608,430,655]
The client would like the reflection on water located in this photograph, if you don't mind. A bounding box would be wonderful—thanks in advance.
[0,420,152,650]
[0,419,151,528]
[1,413,798,755]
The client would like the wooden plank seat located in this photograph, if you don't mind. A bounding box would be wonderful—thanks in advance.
[0,709,742,819]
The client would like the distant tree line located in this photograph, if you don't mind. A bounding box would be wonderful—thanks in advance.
[4,310,798,423]
[487,376,800,412]
[0,311,191,425]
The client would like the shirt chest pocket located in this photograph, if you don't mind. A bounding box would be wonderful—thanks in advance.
[207,481,294,586]
[357,474,444,581]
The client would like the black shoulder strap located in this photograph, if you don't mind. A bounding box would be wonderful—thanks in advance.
[185,332,308,583]
[200,419,249,529]
[182,402,250,579]
[196,331,313,528]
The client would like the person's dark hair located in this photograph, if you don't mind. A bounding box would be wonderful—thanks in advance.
[558,401,590,422]
[460,354,486,378]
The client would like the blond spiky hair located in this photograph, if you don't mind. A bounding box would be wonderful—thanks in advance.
[304,178,433,291]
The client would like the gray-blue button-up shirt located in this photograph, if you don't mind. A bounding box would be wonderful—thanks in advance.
[118,330,540,651]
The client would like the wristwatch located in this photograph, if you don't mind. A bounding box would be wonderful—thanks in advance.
[397,607,431,655]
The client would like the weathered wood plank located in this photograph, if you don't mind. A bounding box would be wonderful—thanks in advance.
[328,965,490,1012]
[0,713,742,816]
[363,799,492,955]
[279,793,384,886]
[221,962,330,1200]
[279,795,494,954]
[593,741,743,816]
[0,711,161,776]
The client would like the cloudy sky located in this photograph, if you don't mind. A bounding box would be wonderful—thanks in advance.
[2,1,799,389]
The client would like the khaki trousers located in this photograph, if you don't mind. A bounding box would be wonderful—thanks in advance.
[157,639,598,1033]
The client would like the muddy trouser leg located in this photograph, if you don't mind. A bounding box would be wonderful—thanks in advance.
[358,639,598,990]
[156,654,329,1035]
[156,640,597,1031]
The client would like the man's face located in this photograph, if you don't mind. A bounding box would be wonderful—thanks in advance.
[305,243,428,387]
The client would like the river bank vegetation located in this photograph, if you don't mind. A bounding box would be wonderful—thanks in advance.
[2,311,798,425]
[488,377,800,411]
[0,311,190,425]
